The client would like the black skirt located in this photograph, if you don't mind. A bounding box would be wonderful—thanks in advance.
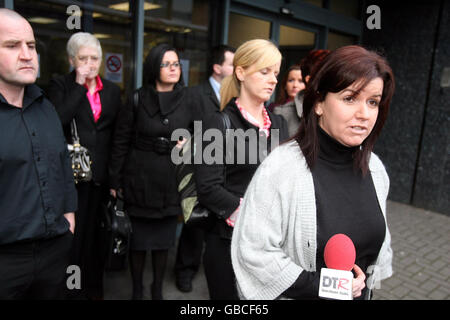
[129,214,179,251]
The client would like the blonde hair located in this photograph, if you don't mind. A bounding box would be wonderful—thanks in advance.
[220,39,281,110]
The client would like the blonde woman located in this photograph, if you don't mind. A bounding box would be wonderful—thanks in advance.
[194,39,289,299]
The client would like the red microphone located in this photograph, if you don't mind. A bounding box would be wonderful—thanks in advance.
[319,234,356,300]
[324,233,356,271]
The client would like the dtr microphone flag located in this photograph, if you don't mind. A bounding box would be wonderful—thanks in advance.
[319,234,356,300]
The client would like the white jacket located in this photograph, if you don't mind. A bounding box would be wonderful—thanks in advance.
[231,140,393,300]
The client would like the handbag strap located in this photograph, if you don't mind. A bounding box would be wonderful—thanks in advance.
[220,112,231,186]
[220,111,231,131]
[115,190,125,212]
[70,119,80,144]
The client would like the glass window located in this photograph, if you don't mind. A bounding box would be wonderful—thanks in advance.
[227,12,271,49]
[329,0,360,19]
[279,24,316,71]
[327,30,358,51]
[14,0,209,93]
[15,0,73,93]
[143,0,209,86]
[15,0,133,98]
[279,25,315,47]
[302,0,323,8]
[91,6,132,93]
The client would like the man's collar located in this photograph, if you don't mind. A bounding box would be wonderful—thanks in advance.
[22,84,44,109]
[208,76,221,102]
[0,84,43,109]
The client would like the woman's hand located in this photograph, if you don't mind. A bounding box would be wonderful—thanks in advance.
[64,212,76,234]
[75,64,91,86]
[176,137,188,149]
[352,264,366,298]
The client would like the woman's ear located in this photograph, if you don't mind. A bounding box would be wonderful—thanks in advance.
[235,66,245,82]
[315,102,323,116]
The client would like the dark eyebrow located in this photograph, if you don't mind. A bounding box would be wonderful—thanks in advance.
[342,89,382,98]
[341,89,358,95]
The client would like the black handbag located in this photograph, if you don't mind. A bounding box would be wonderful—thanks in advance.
[100,194,132,271]
[175,112,231,229]
[67,119,92,183]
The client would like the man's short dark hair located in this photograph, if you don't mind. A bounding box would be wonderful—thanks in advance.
[208,45,236,75]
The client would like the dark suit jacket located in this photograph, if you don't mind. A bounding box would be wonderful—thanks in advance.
[47,71,122,184]
[189,79,220,120]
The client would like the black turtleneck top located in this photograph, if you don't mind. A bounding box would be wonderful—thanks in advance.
[283,127,386,300]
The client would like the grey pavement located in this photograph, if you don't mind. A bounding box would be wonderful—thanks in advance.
[103,200,450,300]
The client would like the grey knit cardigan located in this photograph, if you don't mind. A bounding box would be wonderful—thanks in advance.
[231,140,393,300]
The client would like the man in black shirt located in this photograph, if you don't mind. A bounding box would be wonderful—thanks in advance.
[0,9,77,299]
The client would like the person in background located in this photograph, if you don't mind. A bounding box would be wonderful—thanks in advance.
[47,32,122,300]
[195,39,288,299]
[273,50,330,137]
[299,49,330,85]
[190,44,236,115]
[231,45,395,300]
[109,44,194,300]
[174,44,235,293]
[268,64,304,112]
[0,9,77,299]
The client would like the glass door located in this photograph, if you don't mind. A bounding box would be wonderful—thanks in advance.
[278,23,317,73]
[227,12,271,49]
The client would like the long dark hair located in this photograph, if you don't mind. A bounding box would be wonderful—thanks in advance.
[275,64,302,105]
[143,43,184,89]
[294,45,395,175]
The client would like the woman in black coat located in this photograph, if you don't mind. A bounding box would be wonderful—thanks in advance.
[47,32,122,300]
[109,44,193,300]
[194,39,289,299]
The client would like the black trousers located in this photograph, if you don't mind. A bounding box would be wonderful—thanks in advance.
[0,231,73,299]
[175,222,205,279]
[69,181,107,299]
[203,232,238,300]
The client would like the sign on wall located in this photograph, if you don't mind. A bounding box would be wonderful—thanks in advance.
[104,53,123,83]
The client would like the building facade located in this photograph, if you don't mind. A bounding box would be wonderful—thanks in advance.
[2,0,448,215]
[1,0,362,92]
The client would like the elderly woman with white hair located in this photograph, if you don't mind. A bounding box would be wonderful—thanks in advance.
[47,32,122,300]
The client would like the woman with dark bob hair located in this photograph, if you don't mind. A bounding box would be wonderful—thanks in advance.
[109,43,193,300]
[231,45,395,300]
